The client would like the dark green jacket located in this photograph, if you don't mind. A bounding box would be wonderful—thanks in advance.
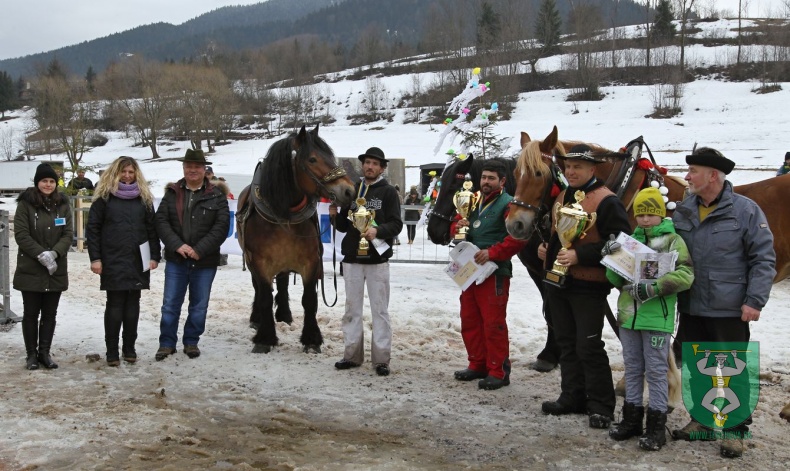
[466,191,514,277]
[13,188,73,292]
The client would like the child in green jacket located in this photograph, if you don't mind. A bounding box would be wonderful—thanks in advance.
[603,187,694,451]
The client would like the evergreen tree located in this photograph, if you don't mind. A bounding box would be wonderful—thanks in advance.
[0,70,16,118]
[534,0,562,56]
[45,58,68,80]
[477,1,501,53]
[652,0,676,40]
[85,66,97,93]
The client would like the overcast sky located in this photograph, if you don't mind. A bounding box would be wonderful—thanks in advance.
[0,0,266,60]
[0,0,786,61]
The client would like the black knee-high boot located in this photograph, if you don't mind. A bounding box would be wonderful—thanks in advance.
[22,317,39,370]
[105,292,124,364]
[37,317,59,369]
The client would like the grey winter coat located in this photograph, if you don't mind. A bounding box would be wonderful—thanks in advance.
[13,188,73,292]
[672,181,775,318]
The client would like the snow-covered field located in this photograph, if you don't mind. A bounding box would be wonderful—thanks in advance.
[2,23,790,467]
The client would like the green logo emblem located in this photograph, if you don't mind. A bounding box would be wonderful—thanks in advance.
[681,342,759,430]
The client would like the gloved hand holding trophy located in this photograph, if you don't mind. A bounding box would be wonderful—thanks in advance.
[453,180,478,241]
[544,190,596,288]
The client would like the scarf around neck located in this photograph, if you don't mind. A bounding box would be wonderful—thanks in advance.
[113,181,141,200]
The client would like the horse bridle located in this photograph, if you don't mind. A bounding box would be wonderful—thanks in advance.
[291,148,347,202]
[427,172,467,224]
[509,156,564,242]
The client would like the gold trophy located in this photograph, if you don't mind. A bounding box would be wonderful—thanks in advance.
[544,190,597,288]
[453,180,478,241]
[349,197,376,257]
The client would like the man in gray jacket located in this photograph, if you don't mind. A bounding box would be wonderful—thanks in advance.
[670,147,775,459]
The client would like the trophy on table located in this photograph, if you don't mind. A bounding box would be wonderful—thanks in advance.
[453,180,478,241]
[544,190,597,288]
[349,198,376,257]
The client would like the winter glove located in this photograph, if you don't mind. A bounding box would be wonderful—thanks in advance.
[623,282,658,303]
[600,234,621,257]
[37,251,58,275]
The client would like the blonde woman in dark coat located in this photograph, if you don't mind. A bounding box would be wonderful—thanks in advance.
[87,157,160,366]
[14,164,73,370]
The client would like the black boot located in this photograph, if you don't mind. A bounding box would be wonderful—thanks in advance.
[38,317,59,369]
[26,353,39,370]
[639,408,667,451]
[22,317,39,370]
[609,402,645,441]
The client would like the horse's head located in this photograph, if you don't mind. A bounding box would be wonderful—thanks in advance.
[506,127,563,240]
[426,154,475,245]
[291,124,355,206]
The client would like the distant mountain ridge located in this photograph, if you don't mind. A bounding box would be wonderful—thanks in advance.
[0,0,342,78]
[0,0,649,80]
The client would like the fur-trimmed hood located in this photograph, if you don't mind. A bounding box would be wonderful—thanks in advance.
[16,186,68,208]
[164,178,229,197]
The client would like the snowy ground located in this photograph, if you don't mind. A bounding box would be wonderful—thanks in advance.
[1,218,789,469]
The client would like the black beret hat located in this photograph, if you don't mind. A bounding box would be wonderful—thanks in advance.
[686,147,735,175]
[358,146,388,164]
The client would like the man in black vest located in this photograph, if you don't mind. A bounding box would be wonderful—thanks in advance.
[538,144,631,429]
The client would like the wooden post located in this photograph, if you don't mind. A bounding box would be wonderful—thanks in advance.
[76,197,91,252]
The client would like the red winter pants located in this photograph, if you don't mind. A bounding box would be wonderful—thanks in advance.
[459,275,510,379]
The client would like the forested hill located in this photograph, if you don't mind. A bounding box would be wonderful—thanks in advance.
[0,0,648,80]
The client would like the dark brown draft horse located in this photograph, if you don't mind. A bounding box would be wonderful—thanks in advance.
[237,125,355,354]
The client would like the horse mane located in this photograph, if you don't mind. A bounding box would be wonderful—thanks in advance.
[517,140,552,179]
[259,132,300,219]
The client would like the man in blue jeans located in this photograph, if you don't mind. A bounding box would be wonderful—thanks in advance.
[154,148,230,360]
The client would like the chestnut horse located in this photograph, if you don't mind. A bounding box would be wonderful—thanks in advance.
[733,173,790,282]
[506,126,687,410]
[237,125,355,354]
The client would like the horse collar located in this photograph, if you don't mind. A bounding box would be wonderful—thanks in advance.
[291,195,309,213]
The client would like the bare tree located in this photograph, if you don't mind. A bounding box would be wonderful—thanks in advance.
[99,58,179,159]
[170,65,234,152]
[642,0,655,69]
[567,0,605,101]
[363,76,389,120]
[0,126,14,160]
[674,0,697,73]
[32,75,97,172]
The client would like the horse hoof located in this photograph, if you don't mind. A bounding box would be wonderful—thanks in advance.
[252,344,271,354]
[302,345,321,354]
[249,322,259,330]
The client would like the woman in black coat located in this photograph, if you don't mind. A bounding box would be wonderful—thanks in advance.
[87,157,161,366]
[14,164,73,370]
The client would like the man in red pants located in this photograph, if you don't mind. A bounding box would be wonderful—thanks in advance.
[450,160,527,390]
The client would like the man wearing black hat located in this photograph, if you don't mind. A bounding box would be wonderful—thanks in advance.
[329,147,403,376]
[538,144,632,429]
[154,148,230,361]
[671,147,775,458]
